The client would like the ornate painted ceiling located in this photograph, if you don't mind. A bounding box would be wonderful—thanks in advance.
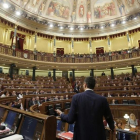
[10,0,140,23]
[0,0,140,37]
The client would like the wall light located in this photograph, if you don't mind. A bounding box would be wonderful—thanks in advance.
[16,11,21,16]
[50,24,53,27]
[111,24,115,27]
[70,27,74,30]
[124,114,129,122]
[3,3,9,9]
[122,21,126,24]
[60,26,63,29]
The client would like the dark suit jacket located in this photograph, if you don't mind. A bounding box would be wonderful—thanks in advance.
[42,99,49,103]
[29,100,36,107]
[35,100,41,106]
[61,90,114,140]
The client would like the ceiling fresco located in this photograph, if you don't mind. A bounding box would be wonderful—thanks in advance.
[9,0,140,23]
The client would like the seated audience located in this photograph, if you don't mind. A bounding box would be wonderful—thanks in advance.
[131,92,137,97]
[112,99,115,104]
[60,96,64,100]
[35,96,41,106]
[128,113,138,126]
[64,89,68,93]
[137,93,140,97]
[40,90,44,94]
[25,90,29,95]
[18,99,24,110]
[107,92,112,97]
[34,90,40,95]
[42,97,49,103]
[74,84,80,93]
[1,91,9,98]
[117,94,120,97]
[54,96,58,100]
[123,87,127,91]
[101,93,105,97]
[69,89,73,93]
[29,97,36,107]
[51,89,55,94]
[18,90,23,99]
[12,101,20,109]
[12,91,16,96]
[115,119,122,129]
[65,95,69,100]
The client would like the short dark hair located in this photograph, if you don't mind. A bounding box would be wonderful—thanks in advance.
[84,77,96,89]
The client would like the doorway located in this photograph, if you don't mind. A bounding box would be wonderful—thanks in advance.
[56,48,64,56]
[96,47,104,56]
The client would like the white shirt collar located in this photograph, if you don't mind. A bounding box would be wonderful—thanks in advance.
[85,88,93,91]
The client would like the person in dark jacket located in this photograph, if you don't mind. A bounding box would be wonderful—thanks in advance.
[56,77,115,140]
[29,97,36,107]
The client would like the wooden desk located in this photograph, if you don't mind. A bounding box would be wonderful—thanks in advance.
[0,104,56,140]
[110,105,140,119]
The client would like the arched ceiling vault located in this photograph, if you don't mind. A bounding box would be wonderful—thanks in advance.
[0,0,140,37]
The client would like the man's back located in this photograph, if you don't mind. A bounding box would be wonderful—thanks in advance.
[59,77,114,140]
[61,90,114,140]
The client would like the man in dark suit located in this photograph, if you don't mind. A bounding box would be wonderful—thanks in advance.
[101,71,106,76]
[35,96,41,106]
[42,97,49,103]
[56,77,115,140]
[29,97,36,107]
[74,84,79,93]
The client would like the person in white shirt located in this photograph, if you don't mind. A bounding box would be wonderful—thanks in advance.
[108,92,112,97]
[1,93,6,98]
[18,99,24,110]
[128,113,138,127]
[18,91,23,99]
[1,91,10,98]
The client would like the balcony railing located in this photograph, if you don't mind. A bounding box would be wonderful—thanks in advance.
[0,45,140,63]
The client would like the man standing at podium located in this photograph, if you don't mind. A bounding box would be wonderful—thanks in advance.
[56,77,115,140]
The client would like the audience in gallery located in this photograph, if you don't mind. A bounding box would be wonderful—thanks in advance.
[54,46,140,58]
[1,42,136,58]
[128,113,138,127]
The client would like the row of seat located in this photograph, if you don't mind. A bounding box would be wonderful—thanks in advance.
[114,100,136,104]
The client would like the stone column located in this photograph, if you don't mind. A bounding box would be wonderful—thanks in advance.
[32,66,36,81]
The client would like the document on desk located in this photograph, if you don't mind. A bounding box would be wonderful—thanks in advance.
[130,125,136,128]
[0,134,23,140]
[58,132,73,140]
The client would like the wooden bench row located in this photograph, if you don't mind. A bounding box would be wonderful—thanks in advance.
[29,98,140,120]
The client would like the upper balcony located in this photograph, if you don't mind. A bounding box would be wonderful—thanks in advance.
[0,44,140,70]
